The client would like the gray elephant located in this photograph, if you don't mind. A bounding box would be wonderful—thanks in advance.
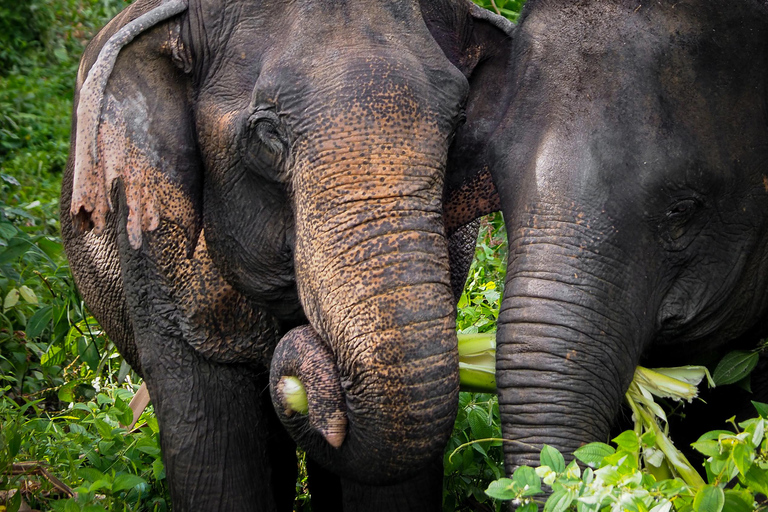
[59,0,509,510]
[443,0,768,474]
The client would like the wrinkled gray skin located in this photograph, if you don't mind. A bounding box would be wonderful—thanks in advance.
[60,0,511,510]
[451,0,768,473]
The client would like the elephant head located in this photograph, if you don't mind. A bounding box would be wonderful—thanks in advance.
[61,0,513,508]
[480,0,768,470]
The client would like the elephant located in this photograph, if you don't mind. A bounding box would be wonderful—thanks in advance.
[448,0,768,474]
[59,0,512,510]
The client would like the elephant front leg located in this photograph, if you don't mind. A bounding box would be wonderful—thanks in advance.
[339,459,444,512]
[137,336,294,511]
[117,218,295,510]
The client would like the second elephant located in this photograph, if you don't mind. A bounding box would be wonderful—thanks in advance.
[448,0,768,475]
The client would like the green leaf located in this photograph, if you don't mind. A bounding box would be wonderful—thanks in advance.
[18,285,37,304]
[468,406,493,440]
[752,401,768,419]
[518,503,538,512]
[484,478,516,500]
[512,466,542,496]
[26,305,53,338]
[77,467,106,484]
[612,430,640,453]
[743,465,768,496]
[152,458,165,480]
[540,445,566,473]
[722,490,754,512]
[93,418,115,440]
[7,487,22,512]
[78,338,100,372]
[712,351,759,386]
[82,505,109,512]
[0,222,18,241]
[574,442,615,467]
[4,288,19,309]
[544,487,575,512]
[112,472,147,492]
[58,380,77,402]
[732,442,753,476]
[693,485,724,512]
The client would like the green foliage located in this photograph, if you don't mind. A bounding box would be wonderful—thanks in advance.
[0,385,168,511]
[483,406,768,511]
[471,0,527,21]
[457,212,508,335]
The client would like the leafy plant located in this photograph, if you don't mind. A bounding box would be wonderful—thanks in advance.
[484,404,768,512]
[1,384,168,512]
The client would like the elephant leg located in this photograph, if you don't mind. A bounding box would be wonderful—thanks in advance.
[305,457,343,511]
[339,458,443,512]
[115,208,287,510]
[265,391,300,512]
[138,341,283,511]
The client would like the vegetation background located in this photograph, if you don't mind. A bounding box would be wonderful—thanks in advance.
[2,1,763,511]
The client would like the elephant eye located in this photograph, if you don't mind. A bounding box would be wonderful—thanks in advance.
[666,198,698,222]
[240,107,290,179]
[660,197,702,246]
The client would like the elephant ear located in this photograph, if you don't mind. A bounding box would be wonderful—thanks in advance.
[420,0,515,232]
[71,0,197,250]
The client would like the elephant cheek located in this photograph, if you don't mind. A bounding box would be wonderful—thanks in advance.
[270,325,348,450]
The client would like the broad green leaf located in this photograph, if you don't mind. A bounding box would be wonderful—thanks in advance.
[752,401,768,419]
[0,222,17,241]
[518,503,538,512]
[512,466,542,496]
[7,487,22,512]
[484,478,516,500]
[743,465,768,496]
[78,338,100,372]
[612,430,640,453]
[691,439,721,458]
[544,487,575,512]
[26,305,52,338]
[57,380,77,402]
[540,444,566,473]
[82,505,109,512]
[468,406,493,440]
[574,442,615,467]
[712,351,759,386]
[93,418,115,440]
[722,490,754,512]
[88,479,111,492]
[18,285,37,304]
[4,288,19,309]
[732,442,754,476]
[152,458,166,480]
[77,467,106,484]
[692,485,724,512]
[112,472,148,492]
[41,344,65,368]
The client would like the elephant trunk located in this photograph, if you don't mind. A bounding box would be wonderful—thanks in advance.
[270,132,459,483]
[497,212,650,469]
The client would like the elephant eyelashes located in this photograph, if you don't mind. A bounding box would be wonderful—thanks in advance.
[240,107,291,179]
[659,197,703,247]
